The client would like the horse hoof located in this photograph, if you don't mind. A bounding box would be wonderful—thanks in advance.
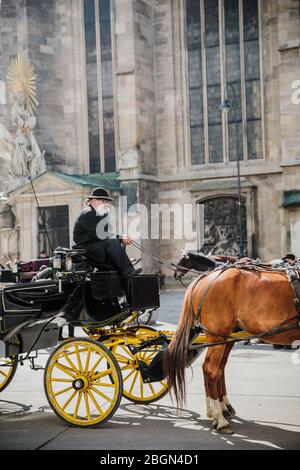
[227,405,236,415]
[223,410,231,418]
[218,425,234,435]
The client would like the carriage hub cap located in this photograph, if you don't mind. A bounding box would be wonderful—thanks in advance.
[72,376,89,391]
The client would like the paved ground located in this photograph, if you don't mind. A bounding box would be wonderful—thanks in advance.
[1,290,300,451]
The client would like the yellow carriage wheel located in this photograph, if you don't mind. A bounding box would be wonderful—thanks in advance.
[44,338,123,427]
[0,336,19,392]
[0,357,18,392]
[110,327,169,404]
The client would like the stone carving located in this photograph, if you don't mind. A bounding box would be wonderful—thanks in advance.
[0,54,46,193]
[201,197,247,256]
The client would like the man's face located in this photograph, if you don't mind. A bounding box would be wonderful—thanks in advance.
[91,199,110,209]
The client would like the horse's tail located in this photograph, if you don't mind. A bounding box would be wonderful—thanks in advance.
[164,283,196,407]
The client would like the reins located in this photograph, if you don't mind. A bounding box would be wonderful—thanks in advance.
[130,240,204,279]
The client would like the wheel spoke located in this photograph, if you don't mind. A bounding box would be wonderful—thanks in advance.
[89,355,104,374]
[123,368,136,382]
[91,368,113,380]
[87,389,104,416]
[62,351,80,374]
[120,345,133,358]
[113,352,130,364]
[129,371,138,395]
[53,385,74,398]
[90,381,116,388]
[143,351,156,362]
[75,345,84,373]
[61,389,78,411]
[54,362,77,378]
[90,385,114,404]
[0,369,8,378]
[140,377,144,399]
[148,382,158,396]
[84,349,91,373]
[73,391,83,419]
[50,378,74,383]
[84,391,91,421]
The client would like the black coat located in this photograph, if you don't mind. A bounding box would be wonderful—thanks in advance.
[73,205,110,245]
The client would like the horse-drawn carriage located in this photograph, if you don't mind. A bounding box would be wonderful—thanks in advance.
[0,246,175,426]
[2,246,299,433]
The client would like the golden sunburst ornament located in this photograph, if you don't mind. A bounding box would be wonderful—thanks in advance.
[6,53,38,115]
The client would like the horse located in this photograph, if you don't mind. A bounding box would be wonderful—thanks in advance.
[173,250,241,280]
[164,262,300,434]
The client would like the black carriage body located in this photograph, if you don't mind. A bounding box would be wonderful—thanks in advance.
[76,272,160,326]
[0,280,79,333]
[0,278,83,354]
[129,274,160,310]
[0,261,160,354]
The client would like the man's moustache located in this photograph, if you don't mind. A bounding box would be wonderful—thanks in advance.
[96,206,111,216]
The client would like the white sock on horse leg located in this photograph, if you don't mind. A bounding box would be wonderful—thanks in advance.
[222,395,230,406]
[208,398,229,430]
[206,397,213,418]
[220,399,229,412]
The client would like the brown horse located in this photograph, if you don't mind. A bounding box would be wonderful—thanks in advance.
[164,266,300,434]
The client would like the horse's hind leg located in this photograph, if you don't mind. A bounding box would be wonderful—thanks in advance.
[203,345,234,434]
[218,343,235,416]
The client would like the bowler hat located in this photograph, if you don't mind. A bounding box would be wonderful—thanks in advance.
[87,187,113,201]
[282,253,296,261]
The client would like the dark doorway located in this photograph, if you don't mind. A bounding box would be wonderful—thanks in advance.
[38,205,70,256]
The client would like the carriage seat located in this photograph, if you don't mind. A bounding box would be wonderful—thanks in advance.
[72,244,120,274]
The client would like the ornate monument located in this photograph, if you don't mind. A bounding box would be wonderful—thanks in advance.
[0,54,46,193]
[0,54,47,262]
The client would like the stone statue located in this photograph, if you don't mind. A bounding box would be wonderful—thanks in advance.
[0,54,46,192]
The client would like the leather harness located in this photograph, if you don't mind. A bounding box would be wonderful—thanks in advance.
[286,267,300,321]
[189,263,300,346]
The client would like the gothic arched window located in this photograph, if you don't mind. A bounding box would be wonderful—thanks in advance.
[186,0,263,165]
[83,0,116,174]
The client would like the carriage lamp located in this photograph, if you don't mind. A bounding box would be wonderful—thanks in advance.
[52,255,62,270]
[65,255,73,272]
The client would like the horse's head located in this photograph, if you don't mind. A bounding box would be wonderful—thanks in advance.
[174,250,216,279]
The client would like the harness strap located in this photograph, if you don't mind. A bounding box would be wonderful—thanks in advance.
[286,268,300,322]
[191,266,231,327]
[190,266,300,346]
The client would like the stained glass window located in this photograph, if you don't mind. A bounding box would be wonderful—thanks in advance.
[83,0,116,173]
[84,0,100,173]
[224,0,243,162]
[243,0,263,160]
[186,0,205,164]
[99,0,116,172]
[204,0,223,163]
[186,0,263,164]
